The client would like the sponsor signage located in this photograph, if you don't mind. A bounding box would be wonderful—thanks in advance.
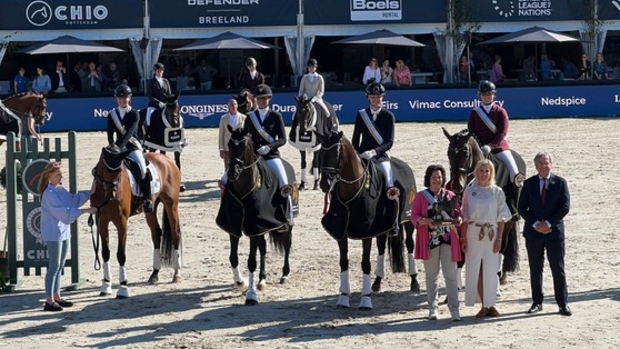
[0,0,142,30]
[476,0,583,22]
[22,159,50,268]
[305,0,446,24]
[149,0,297,28]
[31,84,619,133]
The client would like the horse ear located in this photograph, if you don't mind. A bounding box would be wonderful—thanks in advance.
[337,130,344,138]
[442,127,452,139]
[294,96,300,103]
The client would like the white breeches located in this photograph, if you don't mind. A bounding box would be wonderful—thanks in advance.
[464,224,500,307]
[312,97,330,115]
[495,150,519,182]
[128,149,148,178]
[265,158,289,188]
[376,160,394,187]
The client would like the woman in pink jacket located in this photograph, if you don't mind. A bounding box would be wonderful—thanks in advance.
[411,164,463,321]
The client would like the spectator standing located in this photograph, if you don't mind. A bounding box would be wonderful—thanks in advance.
[218,98,247,170]
[50,60,68,93]
[490,55,506,83]
[13,67,29,93]
[82,61,103,92]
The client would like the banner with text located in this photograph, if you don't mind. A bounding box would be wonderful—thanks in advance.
[149,0,297,28]
[474,0,586,22]
[34,84,619,133]
[0,0,143,30]
[305,0,446,25]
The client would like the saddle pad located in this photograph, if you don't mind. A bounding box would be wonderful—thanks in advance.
[126,163,161,197]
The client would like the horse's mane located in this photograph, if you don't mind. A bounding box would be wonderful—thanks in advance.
[340,135,354,167]
[2,92,43,102]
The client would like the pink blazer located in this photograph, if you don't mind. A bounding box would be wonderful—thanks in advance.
[411,189,462,262]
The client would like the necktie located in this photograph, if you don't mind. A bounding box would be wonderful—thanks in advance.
[541,178,548,204]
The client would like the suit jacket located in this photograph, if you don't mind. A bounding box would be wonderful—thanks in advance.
[82,72,103,92]
[50,69,69,90]
[467,103,511,153]
[147,77,172,108]
[518,173,570,240]
[244,109,286,161]
[218,112,247,151]
[240,71,265,95]
[69,69,83,92]
[351,107,394,161]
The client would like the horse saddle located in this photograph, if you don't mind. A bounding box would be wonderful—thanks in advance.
[123,158,161,197]
[139,108,185,153]
[487,150,526,217]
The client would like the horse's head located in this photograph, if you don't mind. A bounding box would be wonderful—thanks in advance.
[227,125,254,182]
[294,94,314,132]
[0,93,47,125]
[90,145,130,207]
[317,130,344,193]
[163,92,181,128]
[233,88,256,115]
[443,127,481,194]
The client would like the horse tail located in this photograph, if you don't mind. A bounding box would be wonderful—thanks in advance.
[160,209,181,268]
[388,223,406,273]
[502,221,520,273]
[269,227,291,255]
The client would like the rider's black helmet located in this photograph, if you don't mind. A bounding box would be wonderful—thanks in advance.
[307,58,318,67]
[365,82,386,96]
[114,84,132,98]
[153,62,165,71]
[254,84,272,98]
[478,80,496,94]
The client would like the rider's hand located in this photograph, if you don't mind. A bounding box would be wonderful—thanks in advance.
[481,145,491,156]
[158,102,166,109]
[360,150,376,160]
[257,145,271,155]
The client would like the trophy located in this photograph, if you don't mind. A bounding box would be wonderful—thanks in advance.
[430,192,461,225]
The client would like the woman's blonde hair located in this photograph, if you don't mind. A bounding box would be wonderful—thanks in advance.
[38,161,62,197]
[473,159,496,186]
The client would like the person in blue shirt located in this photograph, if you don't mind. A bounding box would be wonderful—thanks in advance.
[38,161,97,311]
[32,66,51,95]
[13,67,28,94]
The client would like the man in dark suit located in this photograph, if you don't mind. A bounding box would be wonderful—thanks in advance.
[518,152,571,316]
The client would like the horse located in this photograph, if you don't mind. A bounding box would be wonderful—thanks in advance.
[0,93,47,150]
[318,131,417,309]
[442,127,526,284]
[290,95,339,190]
[90,145,182,298]
[139,92,186,192]
[233,88,256,115]
[216,126,294,305]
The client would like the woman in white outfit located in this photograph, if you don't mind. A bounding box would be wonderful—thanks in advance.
[461,159,511,318]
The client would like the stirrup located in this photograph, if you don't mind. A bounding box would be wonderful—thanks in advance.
[280,184,293,197]
[514,173,525,188]
[386,186,400,200]
[144,199,154,213]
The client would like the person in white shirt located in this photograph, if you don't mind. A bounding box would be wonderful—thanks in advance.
[362,58,381,85]
[218,99,247,170]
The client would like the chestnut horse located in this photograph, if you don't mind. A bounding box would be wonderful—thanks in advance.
[90,145,182,298]
[318,131,415,310]
[0,93,47,150]
[443,127,525,284]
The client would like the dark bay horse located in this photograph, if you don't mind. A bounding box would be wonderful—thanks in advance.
[318,131,416,309]
[442,127,526,284]
[0,93,47,150]
[90,145,182,298]
[216,126,293,305]
[140,92,186,191]
[290,95,339,190]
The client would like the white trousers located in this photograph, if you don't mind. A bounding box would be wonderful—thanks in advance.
[312,97,330,115]
[464,225,500,307]
[423,244,459,311]
[376,160,394,187]
[127,149,148,178]
[495,150,519,182]
[146,107,156,126]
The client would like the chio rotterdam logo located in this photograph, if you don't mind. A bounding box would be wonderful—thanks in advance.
[491,0,515,18]
[26,0,108,27]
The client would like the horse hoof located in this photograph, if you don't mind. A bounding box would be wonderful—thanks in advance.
[257,281,267,291]
[371,280,381,293]
[245,299,259,306]
[499,275,508,285]
[280,276,288,284]
[410,278,421,293]
[179,184,186,192]
[235,279,249,292]
[148,276,159,285]
[359,295,372,310]
[99,292,111,297]
[337,294,350,308]
[172,276,182,283]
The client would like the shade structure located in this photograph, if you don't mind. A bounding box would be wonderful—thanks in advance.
[332,29,425,47]
[18,35,124,54]
[174,31,279,51]
[479,26,581,45]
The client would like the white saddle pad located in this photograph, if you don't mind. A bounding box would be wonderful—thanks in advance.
[126,163,161,197]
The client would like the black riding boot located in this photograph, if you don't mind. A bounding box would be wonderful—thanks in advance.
[142,171,153,212]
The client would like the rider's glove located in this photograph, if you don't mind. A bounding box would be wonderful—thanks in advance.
[257,145,271,155]
[360,150,376,160]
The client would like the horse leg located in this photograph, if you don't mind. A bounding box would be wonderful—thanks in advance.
[405,221,420,293]
[359,238,373,310]
[245,236,259,305]
[115,219,130,299]
[174,151,186,192]
[279,226,292,284]
[162,201,182,283]
[336,238,350,309]
[257,235,268,291]
[311,151,320,190]
[229,235,248,292]
[298,150,307,190]
[145,211,162,284]
[98,219,113,296]
[372,234,387,292]
[500,220,518,285]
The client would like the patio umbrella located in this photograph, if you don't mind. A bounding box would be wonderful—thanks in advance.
[174,31,279,83]
[18,35,123,54]
[332,29,425,47]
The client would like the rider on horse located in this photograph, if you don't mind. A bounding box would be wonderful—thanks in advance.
[107,84,153,212]
[468,80,524,188]
[146,62,172,126]
[298,59,329,115]
[351,82,400,200]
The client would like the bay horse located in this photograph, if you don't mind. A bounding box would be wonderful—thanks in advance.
[290,95,339,190]
[318,131,416,310]
[442,127,526,284]
[216,126,293,305]
[90,145,182,298]
[140,92,186,192]
[0,93,47,150]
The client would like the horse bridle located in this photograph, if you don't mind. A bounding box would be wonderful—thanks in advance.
[229,136,260,175]
[447,142,474,191]
[0,95,46,123]
[297,101,317,131]
[320,139,366,185]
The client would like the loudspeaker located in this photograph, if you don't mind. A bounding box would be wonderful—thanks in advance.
[139,37,149,50]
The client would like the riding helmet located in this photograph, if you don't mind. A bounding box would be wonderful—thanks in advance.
[114,84,132,98]
[307,58,318,67]
[246,57,257,66]
[365,82,386,96]
[254,84,272,98]
[153,62,165,71]
[478,80,496,93]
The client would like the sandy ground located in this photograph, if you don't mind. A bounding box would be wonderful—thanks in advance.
[0,118,619,349]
